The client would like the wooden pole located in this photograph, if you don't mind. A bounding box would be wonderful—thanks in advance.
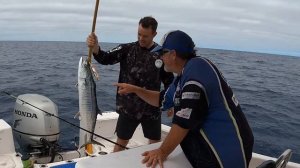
[87,0,100,65]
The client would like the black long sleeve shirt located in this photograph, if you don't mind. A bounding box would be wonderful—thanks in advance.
[94,41,174,119]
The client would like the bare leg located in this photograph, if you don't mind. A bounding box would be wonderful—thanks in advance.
[113,138,129,152]
[149,139,160,144]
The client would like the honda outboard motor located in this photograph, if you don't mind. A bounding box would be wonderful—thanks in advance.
[12,94,60,160]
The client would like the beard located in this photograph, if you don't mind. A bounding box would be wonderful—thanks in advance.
[164,64,171,72]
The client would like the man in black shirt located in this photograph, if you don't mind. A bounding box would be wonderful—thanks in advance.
[86,16,174,152]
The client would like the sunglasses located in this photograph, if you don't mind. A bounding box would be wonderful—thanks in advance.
[162,49,171,54]
[157,49,171,57]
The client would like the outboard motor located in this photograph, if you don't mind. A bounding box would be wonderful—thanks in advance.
[12,94,60,160]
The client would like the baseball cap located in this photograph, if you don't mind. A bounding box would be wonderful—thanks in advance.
[151,30,195,54]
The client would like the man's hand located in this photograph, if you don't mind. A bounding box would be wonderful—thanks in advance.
[142,148,167,168]
[114,83,140,95]
[167,108,174,118]
[86,32,100,55]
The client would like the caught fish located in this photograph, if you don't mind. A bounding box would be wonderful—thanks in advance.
[77,56,101,155]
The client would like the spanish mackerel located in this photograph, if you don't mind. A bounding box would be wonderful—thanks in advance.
[77,56,101,155]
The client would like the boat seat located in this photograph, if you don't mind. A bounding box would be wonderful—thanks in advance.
[256,149,292,168]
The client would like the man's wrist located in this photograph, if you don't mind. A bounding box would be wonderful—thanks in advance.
[158,147,168,159]
[93,46,100,55]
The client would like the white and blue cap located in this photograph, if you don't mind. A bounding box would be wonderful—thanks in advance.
[151,30,195,54]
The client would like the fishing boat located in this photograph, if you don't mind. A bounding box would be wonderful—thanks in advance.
[0,96,299,168]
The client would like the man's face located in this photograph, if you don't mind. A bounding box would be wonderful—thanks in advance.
[137,24,156,48]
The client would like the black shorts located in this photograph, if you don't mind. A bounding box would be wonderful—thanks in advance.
[115,114,161,140]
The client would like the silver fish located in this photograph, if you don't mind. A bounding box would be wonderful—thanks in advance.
[77,56,101,154]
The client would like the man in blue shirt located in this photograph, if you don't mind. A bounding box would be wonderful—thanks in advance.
[115,30,254,168]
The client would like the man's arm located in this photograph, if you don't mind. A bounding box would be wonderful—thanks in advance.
[114,83,160,107]
[159,124,188,156]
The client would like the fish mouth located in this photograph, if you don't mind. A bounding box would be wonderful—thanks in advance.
[79,56,89,68]
[79,57,84,66]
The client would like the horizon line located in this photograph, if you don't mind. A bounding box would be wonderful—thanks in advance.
[1,40,299,58]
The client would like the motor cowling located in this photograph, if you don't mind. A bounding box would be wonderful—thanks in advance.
[13,94,60,150]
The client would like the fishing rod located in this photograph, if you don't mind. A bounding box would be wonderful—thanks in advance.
[1,91,129,150]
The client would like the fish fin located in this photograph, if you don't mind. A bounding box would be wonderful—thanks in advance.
[85,144,94,156]
[78,144,93,156]
[91,64,100,80]
[79,140,105,150]
[75,83,78,88]
[74,112,81,119]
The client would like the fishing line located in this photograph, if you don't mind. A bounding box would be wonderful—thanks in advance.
[1,91,129,150]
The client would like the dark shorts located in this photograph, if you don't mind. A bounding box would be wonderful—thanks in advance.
[115,114,161,140]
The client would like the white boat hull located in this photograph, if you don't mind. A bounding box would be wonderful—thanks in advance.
[1,112,299,168]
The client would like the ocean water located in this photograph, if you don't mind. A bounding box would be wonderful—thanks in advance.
[0,41,299,163]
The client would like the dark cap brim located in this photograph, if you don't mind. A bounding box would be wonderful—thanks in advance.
[151,45,163,53]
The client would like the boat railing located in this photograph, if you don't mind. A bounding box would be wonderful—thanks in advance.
[256,149,293,168]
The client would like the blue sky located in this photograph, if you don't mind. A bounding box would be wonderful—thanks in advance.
[0,0,299,56]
